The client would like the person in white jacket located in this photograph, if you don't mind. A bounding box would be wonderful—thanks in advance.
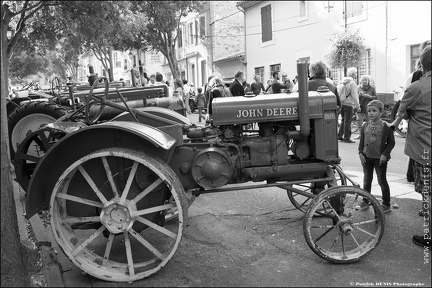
[337,67,360,143]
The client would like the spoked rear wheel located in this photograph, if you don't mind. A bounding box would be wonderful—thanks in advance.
[49,148,188,282]
[286,165,347,213]
[303,186,384,263]
[14,127,66,191]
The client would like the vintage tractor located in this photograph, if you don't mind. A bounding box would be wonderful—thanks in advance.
[18,62,385,282]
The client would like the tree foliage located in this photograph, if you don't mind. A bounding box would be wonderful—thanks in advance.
[132,0,204,79]
[325,29,366,74]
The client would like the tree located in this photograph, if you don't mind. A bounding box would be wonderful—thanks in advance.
[132,1,203,80]
[325,29,366,76]
[1,1,59,286]
[59,1,139,82]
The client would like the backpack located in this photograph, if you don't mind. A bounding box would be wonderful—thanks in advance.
[338,78,352,102]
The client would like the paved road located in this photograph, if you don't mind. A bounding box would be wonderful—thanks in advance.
[22,111,430,287]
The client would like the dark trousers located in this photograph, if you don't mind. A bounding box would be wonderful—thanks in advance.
[338,105,353,140]
[198,107,204,122]
[362,157,391,206]
[407,157,415,182]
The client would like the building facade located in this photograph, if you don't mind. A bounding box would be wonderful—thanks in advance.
[161,1,245,90]
[237,1,431,94]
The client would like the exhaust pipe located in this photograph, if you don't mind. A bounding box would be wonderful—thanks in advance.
[290,61,310,139]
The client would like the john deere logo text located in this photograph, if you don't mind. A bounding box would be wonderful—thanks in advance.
[236,107,298,118]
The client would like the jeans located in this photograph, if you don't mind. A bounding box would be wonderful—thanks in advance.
[338,105,353,140]
[362,157,391,206]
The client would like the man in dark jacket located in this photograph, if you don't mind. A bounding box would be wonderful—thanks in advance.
[230,71,245,96]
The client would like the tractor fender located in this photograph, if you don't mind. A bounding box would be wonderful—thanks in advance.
[25,121,177,219]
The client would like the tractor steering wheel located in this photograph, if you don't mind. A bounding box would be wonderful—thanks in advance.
[85,76,109,124]
[51,77,61,96]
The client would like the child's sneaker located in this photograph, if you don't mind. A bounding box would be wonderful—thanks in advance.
[355,200,371,211]
[380,203,391,213]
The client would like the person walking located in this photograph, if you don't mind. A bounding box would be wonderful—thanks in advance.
[356,100,395,213]
[337,67,360,143]
[251,75,265,95]
[230,71,245,96]
[196,87,206,123]
[388,45,431,248]
[354,75,377,140]
[183,79,191,114]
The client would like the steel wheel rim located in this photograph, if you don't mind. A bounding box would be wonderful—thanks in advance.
[49,149,187,282]
[304,187,384,263]
[11,113,57,153]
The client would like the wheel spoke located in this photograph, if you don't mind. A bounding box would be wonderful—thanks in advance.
[323,199,341,220]
[78,166,108,204]
[132,178,163,204]
[341,233,347,258]
[136,216,177,239]
[135,203,176,217]
[296,196,311,208]
[102,232,115,266]
[120,162,139,202]
[353,226,377,237]
[56,193,104,208]
[314,226,335,243]
[16,152,40,162]
[349,232,363,253]
[63,216,101,224]
[351,219,378,226]
[72,225,106,256]
[37,130,51,151]
[129,229,164,259]
[328,233,341,251]
[124,232,135,277]
[101,157,119,198]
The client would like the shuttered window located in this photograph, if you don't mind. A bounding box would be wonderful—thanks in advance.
[178,28,183,48]
[195,20,198,45]
[199,16,206,37]
[261,4,272,42]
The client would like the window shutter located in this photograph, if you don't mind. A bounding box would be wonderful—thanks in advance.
[195,20,198,45]
[261,5,272,42]
[200,16,205,37]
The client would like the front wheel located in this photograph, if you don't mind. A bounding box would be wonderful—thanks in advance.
[49,148,188,282]
[303,186,384,263]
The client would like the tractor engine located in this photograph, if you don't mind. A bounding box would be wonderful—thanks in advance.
[175,64,340,190]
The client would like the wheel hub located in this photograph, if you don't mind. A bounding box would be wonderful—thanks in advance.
[337,218,353,236]
[100,200,136,234]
